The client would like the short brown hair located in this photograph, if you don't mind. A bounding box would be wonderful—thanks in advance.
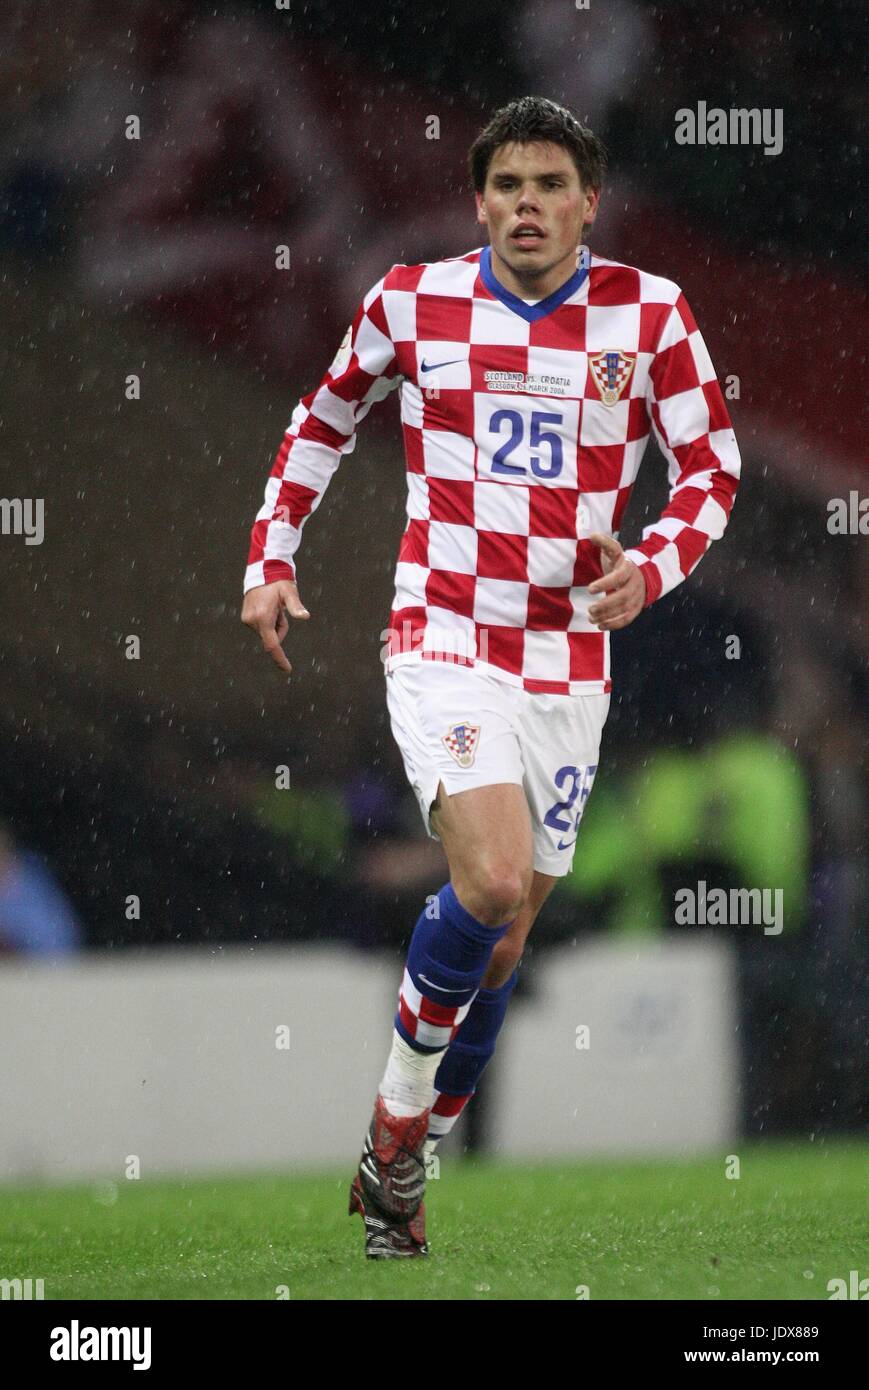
[468,95,607,194]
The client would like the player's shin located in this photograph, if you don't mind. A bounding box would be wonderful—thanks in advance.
[382,881,515,1118]
[424,969,519,1155]
[350,884,515,1255]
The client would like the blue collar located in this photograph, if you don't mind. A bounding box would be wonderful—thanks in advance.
[479,244,589,323]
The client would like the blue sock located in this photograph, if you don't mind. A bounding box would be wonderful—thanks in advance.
[395,882,514,1054]
[432,968,519,1098]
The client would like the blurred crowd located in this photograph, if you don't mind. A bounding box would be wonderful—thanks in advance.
[0,1,863,380]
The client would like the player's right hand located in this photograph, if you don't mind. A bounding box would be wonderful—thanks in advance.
[241,579,310,675]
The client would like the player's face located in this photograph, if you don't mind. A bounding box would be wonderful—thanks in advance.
[475,141,599,298]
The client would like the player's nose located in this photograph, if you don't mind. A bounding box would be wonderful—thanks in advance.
[514,190,542,214]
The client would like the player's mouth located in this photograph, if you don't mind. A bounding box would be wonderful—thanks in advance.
[510,223,547,248]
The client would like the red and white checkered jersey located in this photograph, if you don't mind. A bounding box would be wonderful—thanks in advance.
[245,245,741,695]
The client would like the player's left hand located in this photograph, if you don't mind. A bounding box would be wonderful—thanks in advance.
[587,533,646,631]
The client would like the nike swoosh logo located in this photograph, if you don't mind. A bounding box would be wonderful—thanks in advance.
[420,358,464,373]
[418,973,467,995]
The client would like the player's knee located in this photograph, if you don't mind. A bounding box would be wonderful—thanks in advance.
[465,858,532,926]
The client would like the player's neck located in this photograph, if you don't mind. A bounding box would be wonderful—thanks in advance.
[488,245,584,301]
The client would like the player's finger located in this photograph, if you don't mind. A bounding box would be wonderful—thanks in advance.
[277,581,310,619]
[257,621,292,673]
[588,560,631,595]
[588,533,625,589]
[591,598,629,624]
[589,531,623,561]
[589,578,636,615]
[599,611,635,631]
[589,597,625,623]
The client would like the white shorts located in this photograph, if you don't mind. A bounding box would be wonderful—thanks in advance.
[385,660,610,877]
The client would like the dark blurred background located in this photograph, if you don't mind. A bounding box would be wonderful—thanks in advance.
[0,0,866,1138]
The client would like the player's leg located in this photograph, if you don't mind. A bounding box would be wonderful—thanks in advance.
[424,869,557,1153]
[378,778,532,1123]
[481,869,558,989]
[381,665,532,1092]
[428,777,534,923]
[424,690,610,1156]
[350,781,529,1257]
[350,665,529,1256]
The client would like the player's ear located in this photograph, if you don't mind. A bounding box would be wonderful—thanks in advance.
[582,186,601,227]
[474,190,487,227]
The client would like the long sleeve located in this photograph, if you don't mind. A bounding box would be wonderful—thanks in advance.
[623,293,741,606]
[244,274,401,593]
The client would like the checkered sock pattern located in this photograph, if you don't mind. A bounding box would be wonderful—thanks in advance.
[395,883,513,1055]
[428,970,519,1140]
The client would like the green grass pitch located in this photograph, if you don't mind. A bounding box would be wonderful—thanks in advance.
[1,1142,864,1300]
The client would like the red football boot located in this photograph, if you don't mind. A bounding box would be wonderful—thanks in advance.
[348,1095,430,1258]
